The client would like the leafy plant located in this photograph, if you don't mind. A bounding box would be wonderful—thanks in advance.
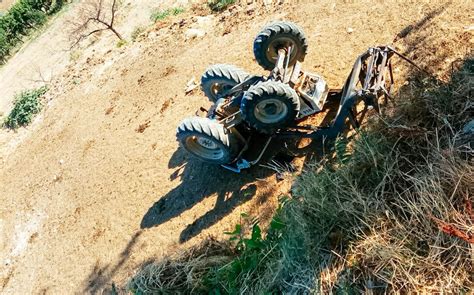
[0,0,64,63]
[204,199,288,293]
[208,0,235,12]
[116,39,127,48]
[4,86,47,129]
[150,7,185,22]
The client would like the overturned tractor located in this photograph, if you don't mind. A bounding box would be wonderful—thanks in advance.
[177,21,415,172]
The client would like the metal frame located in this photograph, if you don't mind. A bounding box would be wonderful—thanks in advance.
[198,46,421,172]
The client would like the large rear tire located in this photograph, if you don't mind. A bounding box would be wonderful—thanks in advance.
[240,81,300,134]
[253,21,308,71]
[176,117,241,164]
[201,64,250,102]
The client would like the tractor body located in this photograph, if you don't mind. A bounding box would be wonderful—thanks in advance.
[176,21,412,172]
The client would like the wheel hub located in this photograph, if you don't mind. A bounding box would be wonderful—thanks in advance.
[185,135,224,161]
[254,99,288,124]
[266,36,298,64]
[211,83,232,98]
[197,136,218,149]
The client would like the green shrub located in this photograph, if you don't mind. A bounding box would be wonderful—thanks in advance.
[150,7,184,22]
[0,0,63,63]
[4,86,47,129]
[128,202,289,294]
[208,0,235,12]
[203,204,287,293]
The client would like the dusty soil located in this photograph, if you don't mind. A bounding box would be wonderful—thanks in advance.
[0,0,16,12]
[0,0,472,293]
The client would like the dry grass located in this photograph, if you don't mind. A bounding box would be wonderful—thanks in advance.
[128,55,472,294]
[278,56,473,293]
[128,8,473,293]
[128,238,234,294]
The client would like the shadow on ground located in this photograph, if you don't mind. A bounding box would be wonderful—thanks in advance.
[81,4,471,294]
[141,147,275,243]
[82,231,143,294]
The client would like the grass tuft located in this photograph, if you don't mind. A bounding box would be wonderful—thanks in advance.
[131,26,145,42]
[116,39,127,48]
[150,7,185,22]
[208,0,235,12]
[128,238,234,294]
[127,53,473,294]
[3,86,48,129]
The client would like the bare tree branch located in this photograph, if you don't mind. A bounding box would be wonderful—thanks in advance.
[69,0,123,48]
[110,0,117,26]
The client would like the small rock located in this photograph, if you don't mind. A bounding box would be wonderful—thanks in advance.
[246,4,256,14]
[59,159,64,165]
[221,11,231,18]
[184,28,206,39]
[196,15,214,26]
[464,25,474,31]
[148,31,158,39]
[185,77,198,94]
[346,27,354,34]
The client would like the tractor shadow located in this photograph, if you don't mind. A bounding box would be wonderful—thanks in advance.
[81,231,143,294]
[140,92,350,245]
[141,147,275,243]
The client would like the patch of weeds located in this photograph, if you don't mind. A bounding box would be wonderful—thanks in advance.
[4,86,48,129]
[116,39,127,48]
[208,0,235,12]
[150,7,185,22]
[131,26,145,42]
[203,199,288,293]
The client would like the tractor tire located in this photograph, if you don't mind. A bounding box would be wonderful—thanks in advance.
[253,21,308,71]
[201,64,250,102]
[176,117,241,164]
[241,81,300,134]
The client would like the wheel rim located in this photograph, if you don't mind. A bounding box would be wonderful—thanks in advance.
[210,83,233,99]
[185,135,225,160]
[266,36,299,65]
[253,98,288,124]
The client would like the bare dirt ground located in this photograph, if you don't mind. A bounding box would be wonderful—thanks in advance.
[0,0,16,12]
[0,0,472,293]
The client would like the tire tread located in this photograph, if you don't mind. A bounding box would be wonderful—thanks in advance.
[201,64,250,101]
[253,21,308,70]
[241,81,300,134]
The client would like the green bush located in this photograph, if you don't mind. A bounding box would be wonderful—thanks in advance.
[203,205,287,293]
[4,86,47,129]
[0,0,62,63]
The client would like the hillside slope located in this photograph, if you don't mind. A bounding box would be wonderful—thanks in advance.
[0,0,472,293]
